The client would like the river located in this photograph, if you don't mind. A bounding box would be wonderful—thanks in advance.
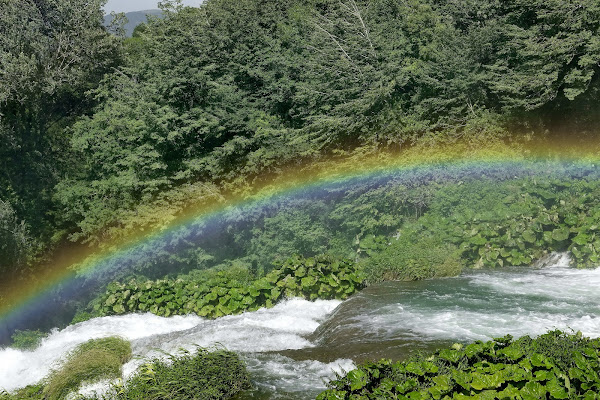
[1,254,599,399]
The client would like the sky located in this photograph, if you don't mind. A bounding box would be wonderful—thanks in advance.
[103,0,203,14]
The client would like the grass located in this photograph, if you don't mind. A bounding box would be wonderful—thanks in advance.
[2,340,251,400]
[363,233,462,283]
[0,384,44,400]
[105,347,251,400]
[44,336,131,400]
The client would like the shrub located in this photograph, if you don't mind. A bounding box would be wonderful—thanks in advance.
[44,336,131,400]
[363,233,462,283]
[114,347,251,400]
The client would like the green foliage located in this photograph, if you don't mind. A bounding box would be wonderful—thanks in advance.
[71,172,600,311]
[394,178,600,271]
[92,255,365,318]
[105,347,250,400]
[0,384,44,400]
[44,336,132,400]
[318,330,600,399]
[363,234,462,283]
[0,0,122,275]
[49,0,600,250]
[10,329,48,351]
[0,200,36,278]
[2,0,600,284]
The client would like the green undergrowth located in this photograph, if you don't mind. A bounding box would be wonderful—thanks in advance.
[0,384,44,400]
[88,347,250,400]
[90,255,365,319]
[318,330,600,400]
[364,178,600,283]
[44,337,131,400]
[363,235,462,282]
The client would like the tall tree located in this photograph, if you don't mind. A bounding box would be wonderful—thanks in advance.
[0,0,121,271]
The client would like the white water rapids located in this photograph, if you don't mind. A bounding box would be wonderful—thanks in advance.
[1,253,599,399]
[0,299,352,398]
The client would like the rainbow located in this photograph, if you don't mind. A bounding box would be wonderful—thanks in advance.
[2,138,600,338]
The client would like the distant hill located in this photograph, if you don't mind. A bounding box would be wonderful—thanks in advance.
[104,9,163,37]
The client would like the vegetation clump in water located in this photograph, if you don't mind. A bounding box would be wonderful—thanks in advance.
[97,347,250,400]
[318,330,600,399]
[44,337,132,400]
[0,337,131,400]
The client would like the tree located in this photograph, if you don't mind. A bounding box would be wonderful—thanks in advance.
[0,200,35,278]
[0,0,121,270]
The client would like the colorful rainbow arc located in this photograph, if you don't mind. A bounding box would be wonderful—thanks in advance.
[2,142,600,332]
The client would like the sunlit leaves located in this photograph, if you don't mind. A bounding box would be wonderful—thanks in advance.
[319,330,600,399]
[93,255,365,319]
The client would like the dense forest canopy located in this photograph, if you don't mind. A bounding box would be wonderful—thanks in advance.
[0,0,599,283]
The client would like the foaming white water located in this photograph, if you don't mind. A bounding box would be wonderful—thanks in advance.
[343,253,600,344]
[472,253,600,303]
[0,299,342,398]
[119,298,343,390]
[244,354,354,398]
[0,314,202,392]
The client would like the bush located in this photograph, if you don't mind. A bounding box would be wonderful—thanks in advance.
[318,330,600,399]
[363,233,462,283]
[44,336,131,400]
[10,329,48,351]
[113,347,251,400]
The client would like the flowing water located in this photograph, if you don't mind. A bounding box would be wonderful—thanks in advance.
[2,254,599,399]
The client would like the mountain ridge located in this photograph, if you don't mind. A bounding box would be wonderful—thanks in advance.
[103,9,163,37]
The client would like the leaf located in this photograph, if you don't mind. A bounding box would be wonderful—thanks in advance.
[295,266,307,278]
[572,233,590,246]
[530,353,548,368]
[301,276,317,289]
[470,372,504,390]
[520,381,546,400]
[405,362,425,376]
[499,345,524,361]
[431,375,452,391]
[522,230,536,243]
[347,369,368,391]
[113,303,125,314]
[551,227,570,242]
[395,378,418,394]
[438,349,461,364]
[547,377,568,399]
[105,295,117,306]
[497,384,521,399]
[470,235,488,245]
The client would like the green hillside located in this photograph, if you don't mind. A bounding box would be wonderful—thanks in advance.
[103,9,163,37]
